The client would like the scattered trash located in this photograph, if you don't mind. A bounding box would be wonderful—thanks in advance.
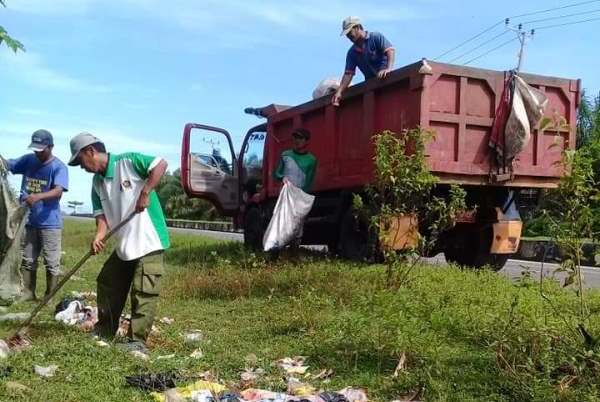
[240,367,264,386]
[190,389,214,402]
[6,332,32,352]
[320,392,349,402]
[54,297,98,331]
[5,381,31,395]
[96,340,110,347]
[0,339,10,359]
[164,388,186,402]
[160,317,175,325]
[275,356,309,375]
[184,330,204,345]
[130,351,150,361]
[240,389,288,402]
[0,312,30,322]
[157,354,176,360]
[34,364,58,378]
[150,380,226,402]
[126,372,180,391]
[117,315,131,337]
[312,369,334,381]
[190,348,204,359]
[287,377,315,396]
[70,290,97,300]
[337,388,368,402]
[55,300,84,325]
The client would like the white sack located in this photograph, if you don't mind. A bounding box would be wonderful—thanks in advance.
[263,182,315,251]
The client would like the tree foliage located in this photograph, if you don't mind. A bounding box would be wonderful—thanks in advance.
[0,1,25,53]
[155,169,219,221]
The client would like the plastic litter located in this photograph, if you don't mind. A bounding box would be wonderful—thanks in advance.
[151,380,226,402]
[190,348,204,359]
[130,350,150,361]
[275,356,309,375]
[126,372,180,391]
[34,364,58,378]
[160,316,175,325]
[0,339,10,359]
[184,330,204,345]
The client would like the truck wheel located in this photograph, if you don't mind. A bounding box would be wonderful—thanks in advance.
[443,226,509,271]
[339,209,381,262]
[243,207,264,251]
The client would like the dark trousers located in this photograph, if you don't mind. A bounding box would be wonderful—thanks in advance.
[94,250,164,342]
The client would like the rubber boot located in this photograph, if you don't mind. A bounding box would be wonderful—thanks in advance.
[19,270,37,302]
[45,271,59,298]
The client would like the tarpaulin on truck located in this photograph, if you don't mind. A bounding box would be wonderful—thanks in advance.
[490,72,549,167]
[0,159,26,305]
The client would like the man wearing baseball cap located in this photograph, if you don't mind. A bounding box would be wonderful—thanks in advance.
[0,129,69,301]
[68,132,169,353]
[332,17,395,106]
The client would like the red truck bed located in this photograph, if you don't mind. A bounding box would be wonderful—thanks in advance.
[263,60,580,198]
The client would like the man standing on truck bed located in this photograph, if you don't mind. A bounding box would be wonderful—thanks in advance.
[332,16,395,106]
[68,132,170,354]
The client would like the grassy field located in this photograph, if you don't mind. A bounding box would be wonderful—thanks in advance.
[1,220,600,401]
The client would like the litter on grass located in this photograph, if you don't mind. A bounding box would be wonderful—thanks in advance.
[34,364,58,378]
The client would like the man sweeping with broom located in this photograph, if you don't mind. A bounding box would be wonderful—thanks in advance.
[68,132,170,353]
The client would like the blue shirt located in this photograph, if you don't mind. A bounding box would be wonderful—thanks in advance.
[345,31,393,80]
[8,154,69,229]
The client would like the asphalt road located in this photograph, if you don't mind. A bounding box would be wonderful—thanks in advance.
[66,217,600,289]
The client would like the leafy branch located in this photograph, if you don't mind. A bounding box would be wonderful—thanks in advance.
[0,0,25,53]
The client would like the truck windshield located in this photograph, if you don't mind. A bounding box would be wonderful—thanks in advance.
[242,131,266,195]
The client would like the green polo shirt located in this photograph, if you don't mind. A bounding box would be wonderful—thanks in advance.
[91,152,170,261]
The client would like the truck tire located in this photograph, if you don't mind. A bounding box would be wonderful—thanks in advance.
[243,207,264,251]
[443,226,509,271]
[339,209,382,262]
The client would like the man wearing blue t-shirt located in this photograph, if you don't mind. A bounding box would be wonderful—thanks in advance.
[332,16,395,106]
[1,130,69,301]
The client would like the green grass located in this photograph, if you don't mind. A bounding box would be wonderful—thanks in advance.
[2,220,600,401]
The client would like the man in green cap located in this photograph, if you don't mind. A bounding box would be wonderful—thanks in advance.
[68,132,170,352]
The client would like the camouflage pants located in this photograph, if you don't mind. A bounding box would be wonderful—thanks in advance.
[95,250,164,342]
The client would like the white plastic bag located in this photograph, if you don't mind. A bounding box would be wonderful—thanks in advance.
[312,77,340,100]
[263,182,315,251]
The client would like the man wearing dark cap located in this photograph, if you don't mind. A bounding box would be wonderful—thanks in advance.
[273,128,317,193]
[332,16,395,106]
[0,129,69,301]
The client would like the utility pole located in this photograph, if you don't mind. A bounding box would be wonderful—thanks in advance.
[505,19,535,72]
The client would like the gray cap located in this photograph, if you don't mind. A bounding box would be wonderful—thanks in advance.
[68,132,102,166]
[28,129,54,152]
[341,16,361,36]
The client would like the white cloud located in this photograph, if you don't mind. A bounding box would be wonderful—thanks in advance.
[0,51,111,93]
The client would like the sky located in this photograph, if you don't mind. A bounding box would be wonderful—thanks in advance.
[1,0,599,213]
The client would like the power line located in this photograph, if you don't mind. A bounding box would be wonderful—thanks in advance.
[433,19,505,60]
[508,0,600,19]
[531,15,600,29]
[463,37,519,66]
[434,0,600,61]
[520,7,600,24]
[448,30,510,63]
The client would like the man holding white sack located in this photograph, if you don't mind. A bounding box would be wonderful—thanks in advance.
[263,129,317,251]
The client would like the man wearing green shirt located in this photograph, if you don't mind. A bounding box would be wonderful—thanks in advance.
[273,128,317,193]
[68,132,170,352]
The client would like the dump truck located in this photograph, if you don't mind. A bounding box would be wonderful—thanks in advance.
[180,60,580,270]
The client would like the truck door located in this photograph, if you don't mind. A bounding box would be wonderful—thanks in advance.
[181,123,239,216]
